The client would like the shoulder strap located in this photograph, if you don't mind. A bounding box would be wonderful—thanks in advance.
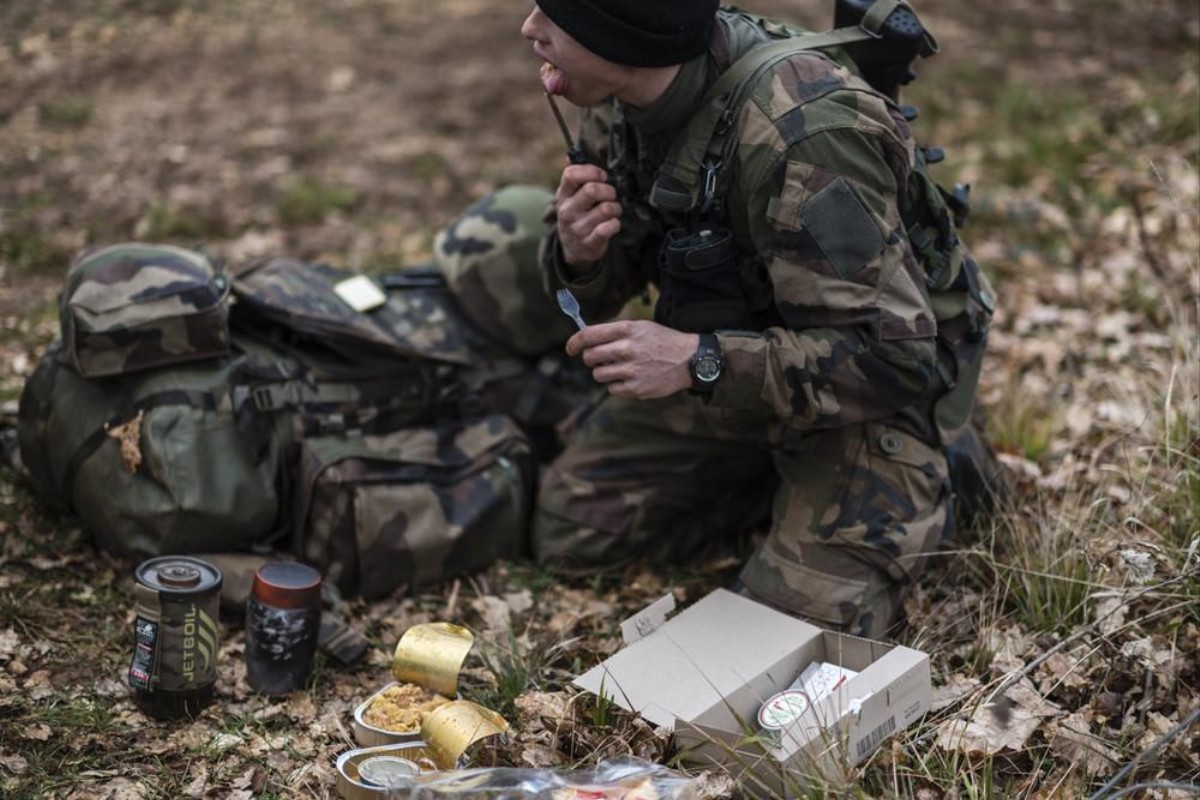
[650,0,934,214]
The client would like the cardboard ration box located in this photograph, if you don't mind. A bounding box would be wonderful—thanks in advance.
[573,590,932,798]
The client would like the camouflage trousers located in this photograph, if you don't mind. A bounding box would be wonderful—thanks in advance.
[531,394,954,639]
[435,187,956,639]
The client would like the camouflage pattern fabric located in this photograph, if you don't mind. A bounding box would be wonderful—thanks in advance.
[297,413,532,599]
[529,9,999,636]
[61,243,230,377]
[233,257,474,366]
[435,186,577,358]
[532,393,950,639]
[18,337,292,560]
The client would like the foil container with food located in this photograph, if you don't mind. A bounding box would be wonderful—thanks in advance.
[353,622,476,747]
[338,622,510,799]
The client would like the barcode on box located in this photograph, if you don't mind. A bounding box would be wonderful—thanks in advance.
[855,715,897,759]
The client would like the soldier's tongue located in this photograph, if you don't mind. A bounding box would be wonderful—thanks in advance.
[540,62,568,96]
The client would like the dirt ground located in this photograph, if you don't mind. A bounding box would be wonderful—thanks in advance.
[1,1,1198,798]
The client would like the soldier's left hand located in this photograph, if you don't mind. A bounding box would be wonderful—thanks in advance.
[567,320,698,399]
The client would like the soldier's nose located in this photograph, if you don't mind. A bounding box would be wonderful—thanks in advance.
[520,8,542,41]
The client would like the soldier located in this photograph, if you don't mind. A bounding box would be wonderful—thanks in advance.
[439,0,1002,638]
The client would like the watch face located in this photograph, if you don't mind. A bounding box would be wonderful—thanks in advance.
[694,355,721,383]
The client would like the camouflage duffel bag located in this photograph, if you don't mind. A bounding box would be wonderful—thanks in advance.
[295,413,534,600]
[17,335,293,559]
[60,243,231,378]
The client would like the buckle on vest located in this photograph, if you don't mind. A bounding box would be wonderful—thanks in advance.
[250,383,299,412]
[700,159,722,216]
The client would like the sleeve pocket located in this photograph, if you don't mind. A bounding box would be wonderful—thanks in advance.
[798,177,887,279]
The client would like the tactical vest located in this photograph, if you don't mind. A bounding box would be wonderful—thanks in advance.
[608,1,995,448]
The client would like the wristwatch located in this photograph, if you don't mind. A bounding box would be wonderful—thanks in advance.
[688,333,723,393]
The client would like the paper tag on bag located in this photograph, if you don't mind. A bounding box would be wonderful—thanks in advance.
[333,275,388,312]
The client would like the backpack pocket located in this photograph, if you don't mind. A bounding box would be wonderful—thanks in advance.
[296,414,533,599]
[18,338,290,560]
[61,243,231,377]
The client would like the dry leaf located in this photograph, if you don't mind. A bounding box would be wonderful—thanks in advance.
[1092,594,1130,637]
[208,732,243,752]
[181,765,209,798]
[935,710,1041,755]
[105,411,143,474]
[1116,549,1157,583]
[1048,711,1120,777]
[471,595,512,636]
[101,778,148,800]
[287,693,318,724]
[936,679,1060,755]
[514,690,574,732]
[24,670,53,701]
[0,629,19,661]
[92,678,127,698]
[1037,652,1091,693]
[21,723,51,741]
[0,755,28,775]
[28,554,83,571]
[691,770,738,800]
[504,589,534,616]
[985,626,1036,675]
[519,742,566,768]
[931,675,982,712]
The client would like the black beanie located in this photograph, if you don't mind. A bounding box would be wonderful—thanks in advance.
[535,0,719,67]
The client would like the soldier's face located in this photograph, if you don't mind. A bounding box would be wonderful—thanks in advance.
[521,6,633,107]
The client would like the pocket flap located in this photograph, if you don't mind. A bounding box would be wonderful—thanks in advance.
[66,243,225,316]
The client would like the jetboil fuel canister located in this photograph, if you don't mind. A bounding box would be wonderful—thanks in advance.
[127,556,223,720]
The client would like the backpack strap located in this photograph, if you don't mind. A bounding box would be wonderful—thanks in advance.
[650,0,936,215]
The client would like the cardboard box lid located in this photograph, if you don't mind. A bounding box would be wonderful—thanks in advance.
[573,589,824,730]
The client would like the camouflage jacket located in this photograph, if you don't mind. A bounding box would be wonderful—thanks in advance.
[543,9,941,438]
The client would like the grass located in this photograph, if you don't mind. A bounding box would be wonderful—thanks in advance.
[986,374,1057,464]
[137,202,230,242]
[0,695,134,799]
[471,625,565,717]
[37,98,93,130]
[276,174,361,226]
[0,190,75,275]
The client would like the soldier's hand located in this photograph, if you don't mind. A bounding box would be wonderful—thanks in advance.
[556,165,621,267]
[567,320,696,399]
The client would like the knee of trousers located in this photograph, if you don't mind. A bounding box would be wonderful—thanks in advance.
[739,422,953,638]
[737,544,913,639]
[529,466,643,567]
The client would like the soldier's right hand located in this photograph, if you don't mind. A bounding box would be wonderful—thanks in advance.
[556,165,621,267]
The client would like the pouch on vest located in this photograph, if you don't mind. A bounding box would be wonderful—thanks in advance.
[61,243,231,378]
[295,413,533,600]
[901,152,997,447]
[17,337,291,560]
[654,227,754,333]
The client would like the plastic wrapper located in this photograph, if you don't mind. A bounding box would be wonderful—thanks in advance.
[392,757,699,799]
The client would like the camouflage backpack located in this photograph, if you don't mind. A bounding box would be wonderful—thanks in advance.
[18,245,547,599]
[60,243,231,377]
[232,256,540,599]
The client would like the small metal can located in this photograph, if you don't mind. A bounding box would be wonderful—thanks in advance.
[357,755,421,789]
[128,556,223,720]
[757,689,812,732]
[245,562,322,695]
